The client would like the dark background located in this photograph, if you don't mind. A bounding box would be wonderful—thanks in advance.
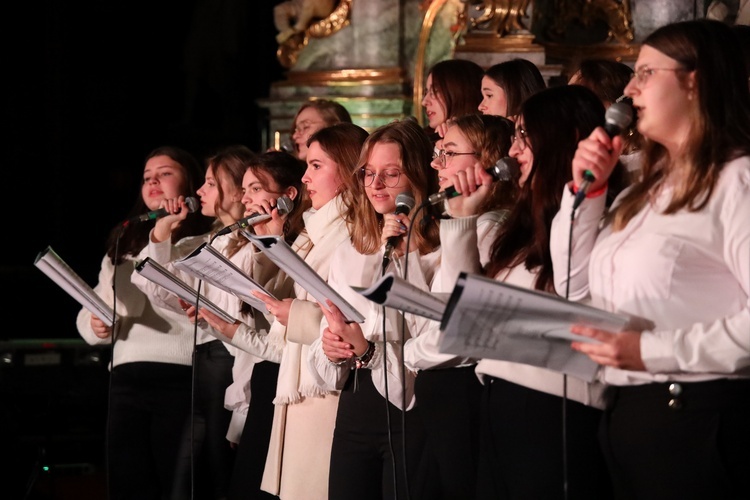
[3,2,285,496]
[5,0,286,342]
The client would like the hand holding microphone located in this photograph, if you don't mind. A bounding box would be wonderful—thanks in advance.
[124,196,198,226]
[382,192,416,267]
[428,157,518,206]
[214,195,294,237]
[572,101,634,210]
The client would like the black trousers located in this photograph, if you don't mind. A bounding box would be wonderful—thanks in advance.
[172,340,235,500]
[601,379,750,500]
[412,365,482,500]
[328,369,425,500]
[227,360,279,500]
[476,377,613,500]
[107,362,193,500]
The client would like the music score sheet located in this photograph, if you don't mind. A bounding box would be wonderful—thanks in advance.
[439,272,635,381]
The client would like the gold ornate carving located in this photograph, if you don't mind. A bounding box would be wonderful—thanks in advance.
[308,0,352,38]
[280,67,404,86]
[466,0,532,36]
[276,0,352,69]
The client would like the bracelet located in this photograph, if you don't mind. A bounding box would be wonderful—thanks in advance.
[571,181,607,199]
[355,341,376,369]
[327,357,349,367]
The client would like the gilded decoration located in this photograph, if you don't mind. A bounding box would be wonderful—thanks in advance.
[466,0,533,36]
[276,0,353,69]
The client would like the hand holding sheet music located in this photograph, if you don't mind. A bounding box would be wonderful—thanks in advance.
[34,246,117,327]
[351,272,448,322]
[242,231,364,323]
[438,272,648,381]
[135,257,236,324]
[172,242,275,315]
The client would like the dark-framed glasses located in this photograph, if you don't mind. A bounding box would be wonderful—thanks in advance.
[511,126,528,151]
[357,168,402,187]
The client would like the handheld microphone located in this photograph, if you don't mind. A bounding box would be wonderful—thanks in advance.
[383,192,416,265]
[573,101,634,210]
[214,195,294,237]
[280,140,295,155]
[428,157,518,205]
[125,196,199,225]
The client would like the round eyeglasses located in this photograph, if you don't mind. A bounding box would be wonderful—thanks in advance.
[357,168,402,187]
[432,149,478,167]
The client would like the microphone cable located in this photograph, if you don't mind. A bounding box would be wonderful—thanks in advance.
[559,196,583,500]
[103,227,124,500]
[189,276,204,500]
[377,199,425,500]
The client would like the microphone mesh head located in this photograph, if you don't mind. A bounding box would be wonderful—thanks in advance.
[491,157,519,182]
[605,101,634,133]
[395,192,416,212]
[185,196,199,213]
[277,195,294,216]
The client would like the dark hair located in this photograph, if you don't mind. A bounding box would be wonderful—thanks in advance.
[612,19,750,230]
[484,59,546,117]
[485,85,606,292]
[307,122,369,214]
[246,150,310,245]
[567,58,633,105]
[731,24,750,77]
[428,59,484,123]
[107,146,213,264]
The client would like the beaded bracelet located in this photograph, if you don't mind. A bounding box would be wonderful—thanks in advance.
[354,341,376,369]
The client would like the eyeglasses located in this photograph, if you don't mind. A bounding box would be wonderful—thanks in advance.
[630,67,684,86]
[432,149,478,166]
[511,126,528,151]
[357,168,402,187]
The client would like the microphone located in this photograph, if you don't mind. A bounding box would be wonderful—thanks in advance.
[214,195,294,237]
[125,196,199,225]
[383,192,416,265]
[573,101,634,210]
[427,157,518,205]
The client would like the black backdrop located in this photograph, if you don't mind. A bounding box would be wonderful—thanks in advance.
[3,1,286,495]
[5,0,285,342]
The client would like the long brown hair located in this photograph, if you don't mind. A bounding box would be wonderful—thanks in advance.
[611,19,750,231]
[207,145,258,257]
[485,86,606,292]
[343,118,441,255]
[246,150,310,245]
[107,145,214,264]
[426,59,484,137]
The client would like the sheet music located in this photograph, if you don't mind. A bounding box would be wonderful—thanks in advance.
[439,272,638,381]
[135,257,236,324]
[34,246,116,327]
[172,242,274,315]
[241,230,365,323]
[352,272,448,322]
